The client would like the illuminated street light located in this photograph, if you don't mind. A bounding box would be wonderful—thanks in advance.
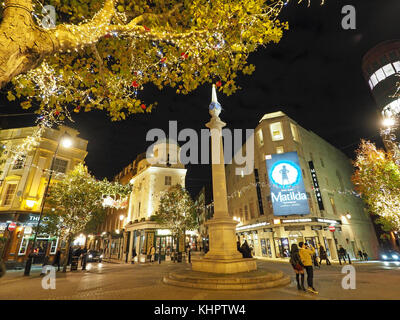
[24,131,73,276]
[346,214,352,220]
[119,214,125,221]
[383,117,395,127]
[61,136,73,148]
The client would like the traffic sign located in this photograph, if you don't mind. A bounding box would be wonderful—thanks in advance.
[329,225,336,232]
[8,222,16,231]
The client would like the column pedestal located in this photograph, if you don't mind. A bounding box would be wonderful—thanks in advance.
[191,217,257,274]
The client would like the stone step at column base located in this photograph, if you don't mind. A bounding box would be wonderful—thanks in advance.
[163,269,291,290]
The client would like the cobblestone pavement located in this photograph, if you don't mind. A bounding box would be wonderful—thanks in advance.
[0,259,399,300]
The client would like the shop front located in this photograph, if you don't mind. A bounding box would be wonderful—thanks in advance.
[236,217,343,260]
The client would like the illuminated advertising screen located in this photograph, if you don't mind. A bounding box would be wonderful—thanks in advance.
[266,151,310,216]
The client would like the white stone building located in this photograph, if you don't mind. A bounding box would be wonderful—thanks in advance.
[226,111,380,260]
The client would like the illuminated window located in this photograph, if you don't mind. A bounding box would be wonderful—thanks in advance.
[368,79,373,89]
[270,122,284,141]
[370,73,378,87]
[290,123,300,142]
[276,146,284,154]
[394,61,400,73]
[375,69,385,82]
[53,158,68,173]
[165,176,171,185]
[3,183,17,206]
[12,155,26,170]
[383,63,395,77]
[258,129,264,146]
[18,238,29,255]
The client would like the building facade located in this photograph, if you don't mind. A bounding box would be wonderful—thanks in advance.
[0,125,88,264]
[100,140,192,263]
[226,111,380,260]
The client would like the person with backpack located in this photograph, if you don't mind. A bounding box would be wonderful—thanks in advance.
[289,243,305,291]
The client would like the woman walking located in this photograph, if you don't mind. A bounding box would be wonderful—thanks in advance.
[319,245,331,265]
[289,243,305,291]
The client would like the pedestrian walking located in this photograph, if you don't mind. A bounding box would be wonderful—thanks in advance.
[81,246,88,270]
[299,242,318,294]
[131,248,137,264]
[53,249,61,271]
[338,245,347,265]
[362,251,368,261]
[289,243,305,291]
[149,245,156,263]
[319,245,331,265]
[358,250,363,260]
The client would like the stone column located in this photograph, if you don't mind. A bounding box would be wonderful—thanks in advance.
[191,85,256,274]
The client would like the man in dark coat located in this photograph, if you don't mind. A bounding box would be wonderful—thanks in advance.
[53,249,61,271]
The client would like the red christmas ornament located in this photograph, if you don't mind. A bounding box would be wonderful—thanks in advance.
[104,33,112,39]
[77,105,81,110]
[131,80,139,88]
[143,25,150,32]
[160,57,167,63]
[54,110,60,116]
[180,52,188,59]
[216,81,222,87]
[141,104,146,110]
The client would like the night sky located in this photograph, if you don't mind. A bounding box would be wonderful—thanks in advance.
[0,0,399,197]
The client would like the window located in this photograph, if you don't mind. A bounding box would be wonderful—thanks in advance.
[257,130,264,146]
[276,146,284,154]
[3,183,17,206]
[383,63,395,77]
[244,205,249,221]
[12,155,26,170]
[50,238,59,254]
[336,170,344,192]
[320,158,325,168]
[375,69,385,82]
[165,176,171,185]
[239,207,243,221]
[269,122,284,141]
[249,202,255,219]
[329,196,337,215]
[290,123,300,142]
[394,61,400,73]
[370,73,378,86]
[53,158,68,173]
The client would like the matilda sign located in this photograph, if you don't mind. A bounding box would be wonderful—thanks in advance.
[266,152,310,216]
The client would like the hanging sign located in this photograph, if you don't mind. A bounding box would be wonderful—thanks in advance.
[308,161,325,210]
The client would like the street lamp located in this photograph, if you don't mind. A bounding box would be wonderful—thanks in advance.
[383,117,395,127]
[24,131,73,276]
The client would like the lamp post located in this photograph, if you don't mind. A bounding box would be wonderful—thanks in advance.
[24,131,72,276]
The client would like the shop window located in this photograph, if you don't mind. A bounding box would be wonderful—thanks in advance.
[12,155,26,170]
[276,146,284,154]
[257,129,264,146]
[3,183,17,206]
[53,158,68,174]
[290,123,300,142]
[269,122,284,141]
[165,176,172,185]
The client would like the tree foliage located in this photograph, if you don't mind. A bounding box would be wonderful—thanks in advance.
[41,163,130,240]
[154,184,199,237]
[352,140,400,233]
[1,0,298,120]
